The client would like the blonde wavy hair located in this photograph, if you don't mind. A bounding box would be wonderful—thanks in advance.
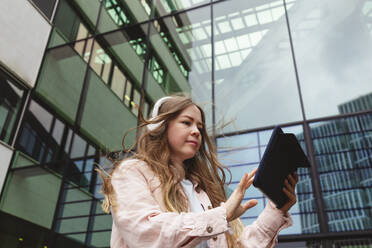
[99,94,244,247]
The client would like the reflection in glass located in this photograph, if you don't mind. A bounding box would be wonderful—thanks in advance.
[30,0,57,20]
[52,118,65,145]
[90,41,112,84]
[70,134,87,159]
[165,7,213,128]
[213,0,302,133]
[36,45,87,123]
[218,125,317,234]
[54,0,94,43]
[155,0,209,15]
[29,101,53,132]
[288,0,372,119]
[131,89,141,116]
[18,100,59,165]
[0,70,25,144]
[124,79,132,107]
[98,0,134,35]
[309,114,372,232]
[111,65,126,100]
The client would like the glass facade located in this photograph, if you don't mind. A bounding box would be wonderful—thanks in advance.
[1,0,372,247]
[0,69,26,145]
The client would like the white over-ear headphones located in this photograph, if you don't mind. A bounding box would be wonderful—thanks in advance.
[147,96,172,131]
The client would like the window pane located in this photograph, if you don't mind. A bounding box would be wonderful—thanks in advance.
[0,70,25,144]
[111,66,126,100]
[36,45,87,124]
[288,0,372,119]
[124,80,132,107]
[30,0,57,20]
[131,89,140,116]
[29,101,53,132]
[310,114,372,232]
[70,134,87,158]
[17,101,62,165]
[155,0,209,15]
[218,125,319,234]
[89,231,111,247]
[213,0,302,133]
[52,118,65,145]
[159,7,212,129]
[80,69,137,151]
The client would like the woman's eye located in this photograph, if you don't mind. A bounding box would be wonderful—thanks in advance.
[182,121,191,125]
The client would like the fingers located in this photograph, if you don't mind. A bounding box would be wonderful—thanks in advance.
[284,179,295,194]
[243,199,258,209]
[283,187,296,204]
[245,168,257,188]
[237,173,248,193]
[238,168,257,192]
[287,172,298,186]
[231,199,258,220]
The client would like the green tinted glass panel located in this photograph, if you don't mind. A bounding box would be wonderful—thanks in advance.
[145,70,166,102]
[11,151,38,169]
[48,29,67,48]
[102,24,148,88]
[149,25,191,93]
[74,0,100,28]
[54,0,83,42]
[36,46,87,124]
[125,0,149,22]
[59,217,89,233]
[80,69,137,151]
[97,2,119,34]
[64,187,91,202]
[65,234,86,244]
[0,70,25,144]
[0,171,62,229]
[61,201,92,217]
[89,231,111,247]
[92,215,112,230]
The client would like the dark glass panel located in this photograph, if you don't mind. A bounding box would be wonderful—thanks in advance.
[17,100,61,168]
[0,69,25,144]
[30,0,57,20]
[54,0,92,42]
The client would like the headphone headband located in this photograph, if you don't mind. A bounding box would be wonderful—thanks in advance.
[147,96,172,131]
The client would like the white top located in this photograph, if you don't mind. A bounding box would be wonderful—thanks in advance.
[181,179,209,248]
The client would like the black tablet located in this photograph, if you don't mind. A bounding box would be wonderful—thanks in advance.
[253,126,311,208]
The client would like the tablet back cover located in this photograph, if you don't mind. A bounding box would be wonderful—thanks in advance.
[253,127,311,208]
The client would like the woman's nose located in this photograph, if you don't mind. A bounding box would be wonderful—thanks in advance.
[191,126,200,136]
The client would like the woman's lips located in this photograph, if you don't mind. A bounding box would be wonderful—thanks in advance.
[186,141,198,146]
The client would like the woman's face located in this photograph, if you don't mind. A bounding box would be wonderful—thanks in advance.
[167,105,203,165]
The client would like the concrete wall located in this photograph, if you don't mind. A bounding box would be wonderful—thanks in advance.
[0,0,51,88]
[0,143,13,193]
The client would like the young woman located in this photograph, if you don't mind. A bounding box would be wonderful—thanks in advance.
[100,95,298,248]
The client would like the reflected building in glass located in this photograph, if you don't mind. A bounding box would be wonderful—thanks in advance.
[296,92,372,233]
[0,0,372,247]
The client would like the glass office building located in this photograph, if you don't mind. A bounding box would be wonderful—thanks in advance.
[0,0,371,247]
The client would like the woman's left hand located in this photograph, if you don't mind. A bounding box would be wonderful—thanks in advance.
[279,172,299,214]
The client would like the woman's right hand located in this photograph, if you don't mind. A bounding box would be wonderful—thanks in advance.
[225,168,258,222]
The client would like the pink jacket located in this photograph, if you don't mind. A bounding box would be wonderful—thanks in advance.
[110,159,292,248]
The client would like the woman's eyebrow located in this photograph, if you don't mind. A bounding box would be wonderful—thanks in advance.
[181,115,203,126]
